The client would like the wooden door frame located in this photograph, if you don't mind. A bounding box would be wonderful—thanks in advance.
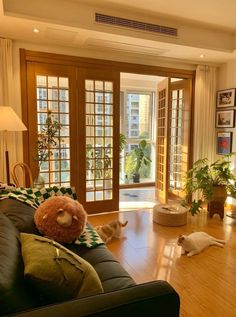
[20,49,195,212]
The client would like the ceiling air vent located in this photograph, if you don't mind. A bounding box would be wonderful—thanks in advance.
[95,13,178,37]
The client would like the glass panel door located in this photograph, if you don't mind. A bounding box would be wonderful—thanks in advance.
[156,78,169,204]
[36,75,71,186]
[27,63,77,190]
[85,80,113,202]
[80,68,120,213]
[168,79,191,198]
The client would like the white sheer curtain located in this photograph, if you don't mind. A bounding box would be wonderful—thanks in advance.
[0,38,21,183]
[193,65,217,164]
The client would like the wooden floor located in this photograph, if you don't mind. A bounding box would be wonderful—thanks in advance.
[88,209,236,317]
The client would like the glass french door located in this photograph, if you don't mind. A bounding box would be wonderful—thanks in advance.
[156,78,169,204]
[26,63,77,187]
[80,68,120,213]
[168,79,191,198]
[156,78,192,203]
[25,63,120,213]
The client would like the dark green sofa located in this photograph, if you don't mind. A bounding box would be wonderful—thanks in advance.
[0,198,180,317]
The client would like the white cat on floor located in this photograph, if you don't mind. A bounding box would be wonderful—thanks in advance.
[177,232,226,257]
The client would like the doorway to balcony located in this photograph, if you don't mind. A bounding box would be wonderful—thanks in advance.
[119,72,193,210]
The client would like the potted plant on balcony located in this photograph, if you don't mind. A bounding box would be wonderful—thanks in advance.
[132,139,152,183]
[183,154,236,216]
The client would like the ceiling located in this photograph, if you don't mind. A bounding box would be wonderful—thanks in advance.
[1,0,236,66]
[100,0,236,31]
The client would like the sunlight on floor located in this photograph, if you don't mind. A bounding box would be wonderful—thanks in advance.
[119,187,158,210]
[119,200,156,210]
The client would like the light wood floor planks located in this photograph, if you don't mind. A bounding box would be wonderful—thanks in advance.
[88,209,236,317]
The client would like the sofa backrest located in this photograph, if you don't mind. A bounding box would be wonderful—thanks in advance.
[0,211,36,316]
[0,198,38,234]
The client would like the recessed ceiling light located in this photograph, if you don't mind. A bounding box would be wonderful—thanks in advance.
[200,54,204,58]
[33,28,39,33]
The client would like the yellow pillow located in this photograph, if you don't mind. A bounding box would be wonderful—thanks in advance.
[20,233,103,302]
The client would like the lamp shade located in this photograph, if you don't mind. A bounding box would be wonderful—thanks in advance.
[0,106,27,131]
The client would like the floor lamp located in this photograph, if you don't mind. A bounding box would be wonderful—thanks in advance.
[0,106,27,185]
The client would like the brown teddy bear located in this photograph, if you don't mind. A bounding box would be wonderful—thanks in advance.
[34,196,87,244]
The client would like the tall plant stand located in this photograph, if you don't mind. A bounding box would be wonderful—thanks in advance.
[207,201,225,220]
[207,185,227,220]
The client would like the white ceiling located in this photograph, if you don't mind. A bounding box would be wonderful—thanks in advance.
[1,0,236,65]
[101,0,236,31]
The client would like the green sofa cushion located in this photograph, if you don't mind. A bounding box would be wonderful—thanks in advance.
[20,233,104,302]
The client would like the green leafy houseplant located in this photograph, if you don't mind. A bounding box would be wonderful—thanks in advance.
[86,133,127,180]
[119,133,127,154]
[35,111,62,166]
[105,134,127,176]
[183,154,236,215]
[34,111,62,187]
[132,139,152,183]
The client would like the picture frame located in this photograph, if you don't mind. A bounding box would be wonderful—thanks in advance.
[216,131,232,155]
[216,88,235,108]
[215,109,235,128]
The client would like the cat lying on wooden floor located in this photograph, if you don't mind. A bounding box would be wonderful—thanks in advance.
[95,220,128,243]
[177,231,226,257]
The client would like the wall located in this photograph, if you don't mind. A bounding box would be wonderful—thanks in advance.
[217,61,236,206]
[217,62,236,154]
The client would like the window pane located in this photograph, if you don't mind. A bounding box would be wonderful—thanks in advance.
[125,93,151,139]
[59,77,68,88]
[105,81,113,91]
[37,76,47,87]
[86,80,94,91]
[120,90,154,185]
[95,81,103,91]
[48,77,58,88]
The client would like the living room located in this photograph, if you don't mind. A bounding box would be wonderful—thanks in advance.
[1,1,236,316]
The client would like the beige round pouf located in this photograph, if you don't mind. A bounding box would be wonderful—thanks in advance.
[153,204,188,226]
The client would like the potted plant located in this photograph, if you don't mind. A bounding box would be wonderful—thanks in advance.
[34,110,62,188]
[183,154,236,216]
[132,139,151,183]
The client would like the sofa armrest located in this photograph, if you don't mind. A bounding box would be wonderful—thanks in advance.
[12,281,180,317]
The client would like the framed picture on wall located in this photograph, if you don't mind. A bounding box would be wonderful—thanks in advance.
[216,88,235,108]
[216,132,232,155]
[215,109,235,128]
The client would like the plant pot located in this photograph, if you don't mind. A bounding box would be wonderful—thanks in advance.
[33,173,45,189]
[133,172,140,183]
[207,185,227,219]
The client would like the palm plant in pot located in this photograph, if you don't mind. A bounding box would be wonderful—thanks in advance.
[132,139,152,183]
[183,154,236,216]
